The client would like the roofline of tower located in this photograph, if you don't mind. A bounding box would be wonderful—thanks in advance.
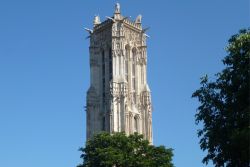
[93,16,142,33]
[93,19,113,32]
[93,19,142,34]
[123,19,142,30]
[92,3,143,33]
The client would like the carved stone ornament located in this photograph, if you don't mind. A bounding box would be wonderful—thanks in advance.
[86,3,153,144]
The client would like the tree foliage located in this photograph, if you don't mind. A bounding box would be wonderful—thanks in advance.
[192,29,250,167]
[77,132,174,167]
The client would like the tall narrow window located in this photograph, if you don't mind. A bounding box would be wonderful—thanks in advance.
[134,116,138,132]
[132,48,136,104]
[119,56,121,75]
[109,48,112,81]
[102,50,105,100]
[102,51,105,76]
[132,49,136,90]
[125,46,129,82]
[125,59,128,81]
[132,62,135,76]
[132,92,136,104]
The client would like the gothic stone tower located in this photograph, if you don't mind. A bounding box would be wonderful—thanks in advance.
[86,3,153,143]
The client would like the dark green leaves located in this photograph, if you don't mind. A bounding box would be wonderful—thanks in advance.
[77,132,174,167]
[192,29,250,167]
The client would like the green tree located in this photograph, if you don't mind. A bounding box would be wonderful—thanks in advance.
[77,132,174,167]
[192,29,250,167]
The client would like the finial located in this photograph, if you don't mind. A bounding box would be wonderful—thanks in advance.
[135,14,142,24]
[93,15,101,27]
[115,3,120,13]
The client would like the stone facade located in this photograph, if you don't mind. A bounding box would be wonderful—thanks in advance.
[86,3,153,143]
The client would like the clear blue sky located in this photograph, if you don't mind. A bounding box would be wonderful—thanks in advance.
[0,0,249,167]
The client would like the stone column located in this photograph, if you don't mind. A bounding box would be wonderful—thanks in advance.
[139,115,142,134]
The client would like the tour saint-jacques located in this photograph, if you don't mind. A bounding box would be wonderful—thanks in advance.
[85,3,153,143]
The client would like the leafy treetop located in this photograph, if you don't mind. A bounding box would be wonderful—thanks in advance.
[78,132,174,167]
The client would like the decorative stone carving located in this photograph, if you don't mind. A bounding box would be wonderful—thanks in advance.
[86,3,153,144]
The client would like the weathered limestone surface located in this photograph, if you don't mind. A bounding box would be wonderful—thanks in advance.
[86,3,153,143]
